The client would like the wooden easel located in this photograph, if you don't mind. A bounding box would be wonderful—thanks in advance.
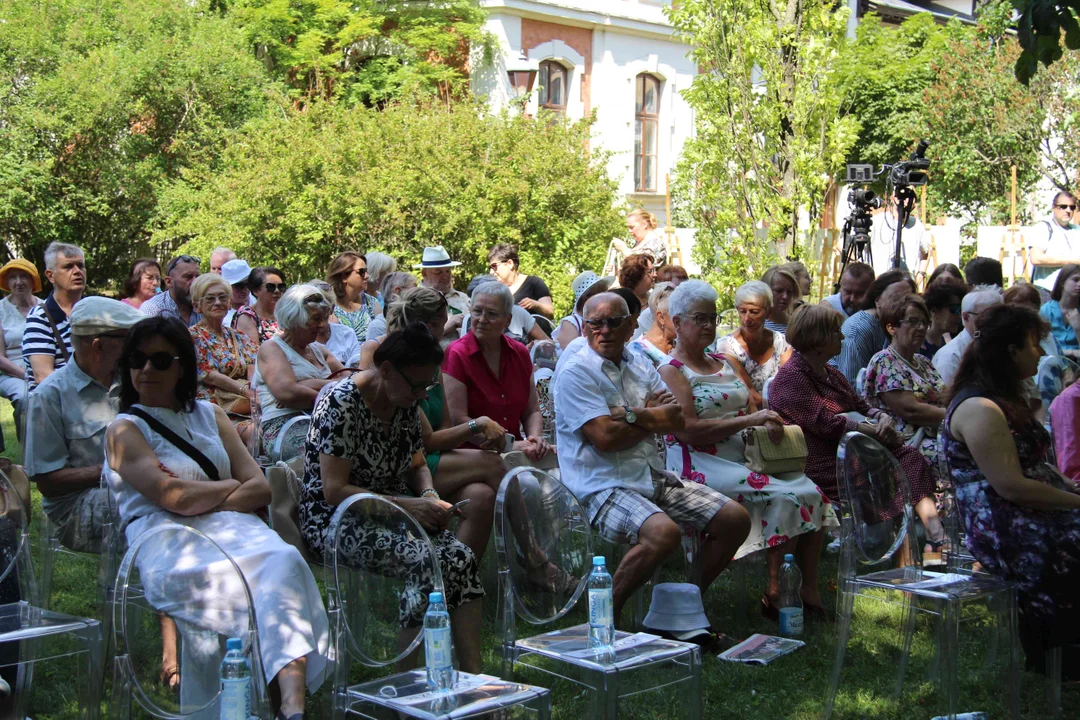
[665,173,683,267]
[998,165,1028,285]
[919,186,937,290]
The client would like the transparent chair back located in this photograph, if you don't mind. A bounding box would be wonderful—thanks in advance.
[1037,354,1079,411]
[325,493,444,669]
[0,467,36,605]
[111,523,269,718]
[718,308,739,335]
[247,376,265,462]
[835,431,915,571]
[530,340,559,371]
[269,414,311,464]
[495,466,590,629]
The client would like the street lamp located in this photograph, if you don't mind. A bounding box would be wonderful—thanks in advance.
[505,50,539,105]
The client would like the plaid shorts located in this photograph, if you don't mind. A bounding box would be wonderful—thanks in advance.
[584,476,731,546]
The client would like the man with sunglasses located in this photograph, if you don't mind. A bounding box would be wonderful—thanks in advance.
[24,297,145,552]
[139,254,203,327]
[1031,191,1080,290]
[555,292,739,627]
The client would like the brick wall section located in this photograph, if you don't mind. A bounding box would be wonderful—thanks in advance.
[520,18,593,115]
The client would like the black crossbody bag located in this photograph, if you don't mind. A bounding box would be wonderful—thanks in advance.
[128,407,221,482]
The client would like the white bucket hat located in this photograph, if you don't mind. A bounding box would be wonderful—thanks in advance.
[571,271,614,311]
[221,259,253,286]
[642,583,710,633]
[414,246,462,269]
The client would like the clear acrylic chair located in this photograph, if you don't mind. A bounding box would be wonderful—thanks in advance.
[110,522,271,719]
[824,431,1021,720]
[0,467,104,718]
[496,466,702,719]
[268,413,311,464]
[325,493,551,720]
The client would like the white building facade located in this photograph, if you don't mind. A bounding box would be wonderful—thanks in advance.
[473,0,698,226]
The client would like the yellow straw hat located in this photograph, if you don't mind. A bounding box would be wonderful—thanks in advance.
[0,259,42,293]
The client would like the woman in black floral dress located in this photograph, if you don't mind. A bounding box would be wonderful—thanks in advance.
[299,323,485,673]
[944,304,1080,675]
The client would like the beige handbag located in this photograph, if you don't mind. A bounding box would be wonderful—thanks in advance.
[742,425,808,475]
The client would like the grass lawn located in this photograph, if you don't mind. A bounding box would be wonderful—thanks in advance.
[2,402,1075,718]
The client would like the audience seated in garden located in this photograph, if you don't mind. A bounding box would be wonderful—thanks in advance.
[712,280,792,407]
[140,254,202,328]
[326,251,380,345]
[759,265,801,334]
[932,286,1003,386]
[820,262,874,319]
[831,270,916,385]
[919,278,967,359]
[555,270,613,349]
[234,265,284,345]
[417,246,470,345]
[1039,263,1080,360]
[0,259,43,436]
[487,243,554,318]
[23,242,87,389]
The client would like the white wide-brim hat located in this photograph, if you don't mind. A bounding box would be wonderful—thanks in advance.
[572,271,614,309]
[642,583,710,633]
[414,245,462,269]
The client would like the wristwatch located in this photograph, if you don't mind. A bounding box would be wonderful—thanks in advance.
[623,405,637,425]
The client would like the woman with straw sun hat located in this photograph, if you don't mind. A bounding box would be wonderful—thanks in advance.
[0,258,42,439]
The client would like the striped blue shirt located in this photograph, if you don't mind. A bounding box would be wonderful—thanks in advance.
[829,310,889,386]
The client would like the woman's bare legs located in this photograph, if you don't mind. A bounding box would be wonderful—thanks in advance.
[160,614,179,689]
[431,449,500,558]
[915,496,946,556]
[793,529,826,609]
[274,657,307,717]
[450,599,483,674]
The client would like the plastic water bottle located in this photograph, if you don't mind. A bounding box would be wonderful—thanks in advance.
[778,553,804,638]
[424,592,454,692]
[219,637,251,720]
[587,556,614,651]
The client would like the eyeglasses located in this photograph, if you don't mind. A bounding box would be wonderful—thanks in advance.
[682,312,720,328]
[1056,204,1077,211]
[469,308,507,322]
[394,365,439,394]
[201,294,230,306]
[583,315,629,331]
[899,317,929,329]
[346,267,368,278]
[166,255,201,274]
[262,283,287,294]
[126,351,181,371]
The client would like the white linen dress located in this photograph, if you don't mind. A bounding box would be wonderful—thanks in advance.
[105,401,329,692]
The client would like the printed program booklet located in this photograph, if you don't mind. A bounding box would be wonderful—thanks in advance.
[718,633,805,665]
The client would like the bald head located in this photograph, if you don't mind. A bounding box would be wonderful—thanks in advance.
[584,292,632,362]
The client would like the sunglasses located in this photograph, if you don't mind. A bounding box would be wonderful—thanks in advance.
[1057,204,1077,211]
[126,351,181,371]
[166,255,201,274]
[262,283,287,294]
[584,315,629,331]
[346,267,368,278]
[394,365,439,394]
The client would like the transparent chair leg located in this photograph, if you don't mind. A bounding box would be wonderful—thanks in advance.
[686,650,703,720]
[1046,645,1062,717]
[1004,591,1021,720]
[940,598,960,720]
[38,517,57,611]
[823,580,856,720]
[78,622,103,719]
[109,655,132,720]
[894,591,917,696]
[595,669,619,720]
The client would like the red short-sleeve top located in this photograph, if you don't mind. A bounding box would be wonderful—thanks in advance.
[442,332,533,440]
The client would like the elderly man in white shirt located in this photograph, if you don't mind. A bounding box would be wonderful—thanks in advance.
[932,285,1003,386]
[554,292,751,626]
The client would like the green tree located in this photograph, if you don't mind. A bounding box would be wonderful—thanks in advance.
[221,0,494,106]
[154,101,624,317]
[0,0,272,286]
[668,0,859,304]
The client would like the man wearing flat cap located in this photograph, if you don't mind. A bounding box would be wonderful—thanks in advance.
[25,297,146,552]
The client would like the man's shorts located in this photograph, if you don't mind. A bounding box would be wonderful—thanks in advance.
[46,487,110,554]
[583,477,731,546]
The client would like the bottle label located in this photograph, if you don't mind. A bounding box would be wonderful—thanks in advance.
[219,677,250,720]
[779,607,803,637]
[425,626,453,671]
[588,588,612,628]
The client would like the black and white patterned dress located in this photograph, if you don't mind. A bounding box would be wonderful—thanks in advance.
[299,377,484,627]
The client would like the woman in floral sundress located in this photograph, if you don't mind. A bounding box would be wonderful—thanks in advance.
[944,304,1080,676]
[660,281,838,620]
[862,293,949,504]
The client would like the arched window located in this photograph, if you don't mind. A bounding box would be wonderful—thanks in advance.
[538,60,567,114]
[635,73,661,192]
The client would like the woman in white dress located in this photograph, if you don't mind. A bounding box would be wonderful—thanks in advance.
[712,280,792,408]
[106,316,328,720]
[659,281,838,621]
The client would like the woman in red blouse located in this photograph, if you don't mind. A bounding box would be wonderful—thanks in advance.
[770,305,945,558]
[443,281,551,462]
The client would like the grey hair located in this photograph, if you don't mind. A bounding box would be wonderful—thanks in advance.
[734,280,772,310]
[44,242,84,271]
[275,283,333,332]
[471,280,513,314]
[211,247,236,260]
[364,251,397,284]
[379,271,416,301]
[962,284,1004,314]
[649,282,676,316]
[668,279,718,319]
[306,278,336,308]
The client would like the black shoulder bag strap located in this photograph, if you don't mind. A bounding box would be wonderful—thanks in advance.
[128,407,221,482]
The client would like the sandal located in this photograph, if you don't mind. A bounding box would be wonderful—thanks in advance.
[525,561,578,596]
[159,665,180,693]
[923,540,945,568]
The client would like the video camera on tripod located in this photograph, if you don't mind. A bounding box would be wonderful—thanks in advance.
[836,140,930,289]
